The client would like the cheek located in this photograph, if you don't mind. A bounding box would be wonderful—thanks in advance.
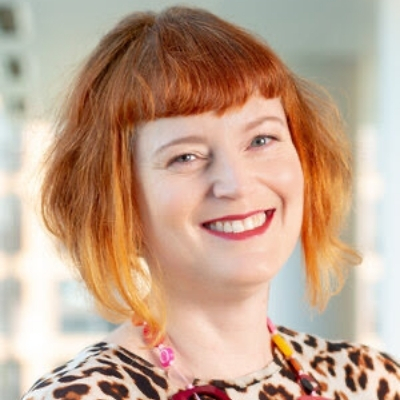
[288,158,304,200]
[137,179,179,260]
[285,157,304,225]
[286,158,304,238]
[266,153,304,201]
[139,175,197,229]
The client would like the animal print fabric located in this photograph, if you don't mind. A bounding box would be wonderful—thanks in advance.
[21,326,400,400]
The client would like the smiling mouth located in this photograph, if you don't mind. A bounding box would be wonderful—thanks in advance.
[202,210,275,239]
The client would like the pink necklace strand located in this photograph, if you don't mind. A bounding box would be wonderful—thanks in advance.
[135,317,332,400]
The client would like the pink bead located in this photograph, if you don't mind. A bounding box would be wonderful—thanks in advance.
[158,345,175,368]
[267,317,276,333]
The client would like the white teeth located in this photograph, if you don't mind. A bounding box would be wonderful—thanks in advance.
[224,222,233,233]
[243,217,255,231]
[207,211,267,233]
[258,212,266,225]
[232,221,244,233]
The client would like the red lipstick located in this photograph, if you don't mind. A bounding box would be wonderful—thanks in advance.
[202,209,275,241]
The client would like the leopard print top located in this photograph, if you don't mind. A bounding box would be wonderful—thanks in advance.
[21,326,400,400]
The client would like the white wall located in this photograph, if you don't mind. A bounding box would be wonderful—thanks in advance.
[377,0,400,358]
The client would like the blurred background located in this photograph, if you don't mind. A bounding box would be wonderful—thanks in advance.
[0,0,399,398]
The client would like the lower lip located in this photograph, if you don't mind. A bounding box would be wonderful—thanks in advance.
[203,210,275,241]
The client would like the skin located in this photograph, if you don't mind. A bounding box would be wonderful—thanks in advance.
[108,95,304,380]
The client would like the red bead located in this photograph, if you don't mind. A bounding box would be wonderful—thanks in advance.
[143,324,151,338]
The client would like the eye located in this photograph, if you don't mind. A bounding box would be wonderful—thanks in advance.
[250,135,273,148]
[170,153,197,164]
[166,150,209,172]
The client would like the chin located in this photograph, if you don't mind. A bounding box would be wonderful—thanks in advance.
[221,257,283,288]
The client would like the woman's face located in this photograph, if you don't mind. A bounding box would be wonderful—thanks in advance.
[135,95,304,298]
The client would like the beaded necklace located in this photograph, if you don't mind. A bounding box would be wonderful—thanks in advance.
[135,317,332,400]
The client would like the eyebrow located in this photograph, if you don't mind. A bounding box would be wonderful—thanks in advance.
[244,115,285,131]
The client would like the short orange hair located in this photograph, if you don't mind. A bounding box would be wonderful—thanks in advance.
[41,6,361,337]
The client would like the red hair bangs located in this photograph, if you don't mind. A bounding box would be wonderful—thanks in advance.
[100,7,292,127]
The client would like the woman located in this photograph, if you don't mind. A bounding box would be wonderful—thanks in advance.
[22,6,399,400]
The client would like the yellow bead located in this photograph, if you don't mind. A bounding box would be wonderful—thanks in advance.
[272,334,293,358]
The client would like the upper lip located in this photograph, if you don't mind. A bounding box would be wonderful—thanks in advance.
[202,209,271,226]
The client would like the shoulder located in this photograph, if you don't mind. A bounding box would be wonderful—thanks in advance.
[21,341,169,400]
[278,326,400,398]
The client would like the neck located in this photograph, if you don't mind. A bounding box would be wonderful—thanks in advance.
[164,285,273,380]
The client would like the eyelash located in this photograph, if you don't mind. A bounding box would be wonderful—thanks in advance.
[168,152,205,167]
[249,135,275,149]
[167,134,277,167]
[172,154,196,163]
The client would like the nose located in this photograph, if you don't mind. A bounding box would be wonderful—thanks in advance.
[207,153,251,199]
